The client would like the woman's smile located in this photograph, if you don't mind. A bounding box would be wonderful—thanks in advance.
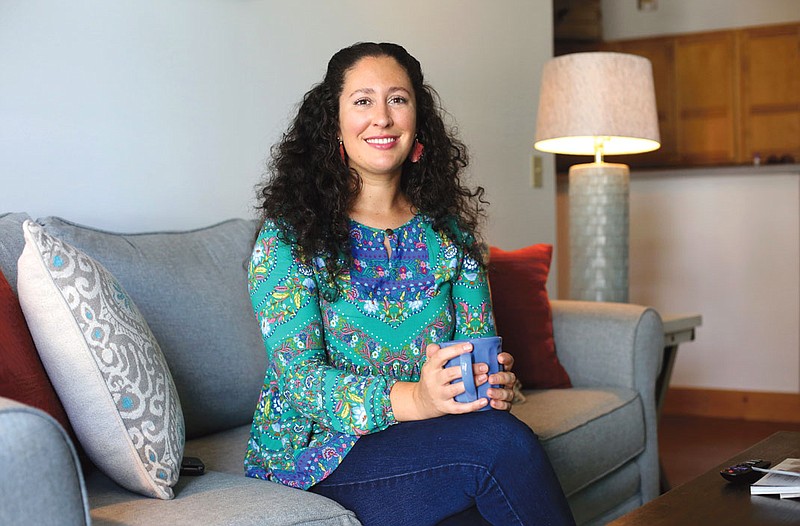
[365,135,399,149]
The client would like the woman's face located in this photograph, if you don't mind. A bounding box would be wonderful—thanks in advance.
[338,55,417,181]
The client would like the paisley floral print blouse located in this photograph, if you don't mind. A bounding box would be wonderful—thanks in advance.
[244,214,495,489]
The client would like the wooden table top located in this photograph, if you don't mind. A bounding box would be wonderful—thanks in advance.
[609,431,800,526]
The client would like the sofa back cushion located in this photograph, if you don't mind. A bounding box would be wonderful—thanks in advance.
[39,217,266,439]
[0,212,31,294]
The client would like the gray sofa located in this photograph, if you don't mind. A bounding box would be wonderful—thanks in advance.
[0,212,664,526]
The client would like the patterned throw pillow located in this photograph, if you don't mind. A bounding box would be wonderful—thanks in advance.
[16,220,185,500]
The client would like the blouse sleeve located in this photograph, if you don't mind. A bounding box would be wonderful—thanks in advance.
[248,222,397,436]
[451,239,496,340]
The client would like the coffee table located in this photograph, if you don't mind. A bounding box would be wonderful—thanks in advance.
[609,431,800,525]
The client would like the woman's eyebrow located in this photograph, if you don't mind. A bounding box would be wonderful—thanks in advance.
[347,87,411,98]
[348,88,375,98]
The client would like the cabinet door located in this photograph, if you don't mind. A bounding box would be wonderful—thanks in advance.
[675,32,739,165]
[611,37,678,167]
[739,23,800,164]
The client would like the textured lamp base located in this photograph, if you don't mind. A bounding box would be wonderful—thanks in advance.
[569,162,629,302]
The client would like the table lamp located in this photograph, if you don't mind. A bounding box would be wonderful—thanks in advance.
[534,52,660,302]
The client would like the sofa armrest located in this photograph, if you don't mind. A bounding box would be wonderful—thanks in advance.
[0,396,90,526]
[551,300,663,391]
[550,300,664,501]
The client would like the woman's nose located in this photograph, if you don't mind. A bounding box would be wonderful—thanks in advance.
[373,103,393,127]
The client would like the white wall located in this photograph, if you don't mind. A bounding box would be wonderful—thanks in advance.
[630,170,800,393]
[602,0,800,40]
[0,0,555,268]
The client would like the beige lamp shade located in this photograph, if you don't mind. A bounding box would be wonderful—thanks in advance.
[534,52,660,156]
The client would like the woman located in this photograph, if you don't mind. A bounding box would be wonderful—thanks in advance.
[246,42,574,526]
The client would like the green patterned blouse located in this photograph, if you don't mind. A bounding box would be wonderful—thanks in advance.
[244,214,495,489]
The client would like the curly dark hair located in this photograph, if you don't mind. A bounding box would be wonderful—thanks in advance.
[256,42,488,284]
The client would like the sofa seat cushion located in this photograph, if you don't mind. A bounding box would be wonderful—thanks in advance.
[183,424,251,476]
[86,463,361,526]
[38,217,266,439]
[87,425,361,525]
[511,387,644,496]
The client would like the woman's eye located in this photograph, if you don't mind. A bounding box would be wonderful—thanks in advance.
[354,98,371,106]
[389,96,408,105]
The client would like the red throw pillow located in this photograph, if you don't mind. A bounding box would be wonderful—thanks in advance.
[488,244,571,389]
[0,270,74,433]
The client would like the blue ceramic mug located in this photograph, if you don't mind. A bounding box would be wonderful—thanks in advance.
[441,336,503,411]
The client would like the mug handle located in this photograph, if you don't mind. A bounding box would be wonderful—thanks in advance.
[458,352,477,402]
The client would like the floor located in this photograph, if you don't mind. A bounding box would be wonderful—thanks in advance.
[658,414,800,490]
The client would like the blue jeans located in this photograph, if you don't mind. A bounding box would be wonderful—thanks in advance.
[310,411,575,526]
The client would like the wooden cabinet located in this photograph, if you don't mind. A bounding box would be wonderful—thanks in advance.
[554,22,800,169]
[609,30,741,167]
[674,31,740,165]
[608,37,679,167]
[738,23,800,164]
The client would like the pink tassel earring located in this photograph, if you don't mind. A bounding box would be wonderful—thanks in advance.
[411,139,424,163]
[339,139,346,163]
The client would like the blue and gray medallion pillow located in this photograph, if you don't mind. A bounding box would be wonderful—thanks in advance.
[17,220,185,499]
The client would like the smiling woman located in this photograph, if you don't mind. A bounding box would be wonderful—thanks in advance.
[248,42,575,526]
[255,42,485,284]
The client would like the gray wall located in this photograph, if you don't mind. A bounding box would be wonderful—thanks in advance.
[1,0,556,281]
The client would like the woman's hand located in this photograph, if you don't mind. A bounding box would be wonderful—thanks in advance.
[481,351,516,411]
[390,342,487,421]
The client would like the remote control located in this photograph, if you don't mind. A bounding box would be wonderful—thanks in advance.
[719,459,771,484]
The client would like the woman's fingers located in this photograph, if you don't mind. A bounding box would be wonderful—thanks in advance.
[487,386,515,402]
[489,398,513,411]
[471,362,489,375]
[427,342,473,368]
[445,363,470,383]
[497,351,514,371]
[453,398,488,413]
[486,385,515,412]
[489,371,517,388]
[472,368,515,389]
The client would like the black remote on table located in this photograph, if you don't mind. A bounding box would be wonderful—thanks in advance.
[719,459,771,484]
